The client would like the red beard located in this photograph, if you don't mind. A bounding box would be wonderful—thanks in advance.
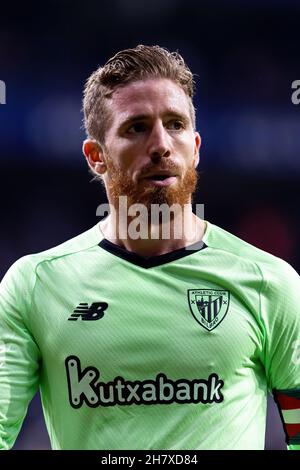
[105,158,198,211]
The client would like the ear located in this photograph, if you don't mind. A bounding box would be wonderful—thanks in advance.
[193,132,201,168]
[82,139,107,175]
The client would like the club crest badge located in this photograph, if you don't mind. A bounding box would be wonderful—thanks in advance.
[187,289,230,331]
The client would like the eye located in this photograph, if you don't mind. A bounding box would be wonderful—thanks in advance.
[167,120,185,130]
[127,122,147,134]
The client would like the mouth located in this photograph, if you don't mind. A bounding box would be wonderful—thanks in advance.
[143,174,178,187]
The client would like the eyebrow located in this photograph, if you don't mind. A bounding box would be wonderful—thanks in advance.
[119,110,191,130]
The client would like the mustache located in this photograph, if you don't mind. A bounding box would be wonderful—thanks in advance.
[138,160,181,178]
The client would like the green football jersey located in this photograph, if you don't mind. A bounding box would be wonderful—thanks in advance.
[0,220,300,450]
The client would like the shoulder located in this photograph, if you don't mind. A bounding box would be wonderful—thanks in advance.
[203,220,299,288]
[1,223,103,288]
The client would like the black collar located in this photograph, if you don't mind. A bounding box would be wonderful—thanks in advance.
[99,239,207,269]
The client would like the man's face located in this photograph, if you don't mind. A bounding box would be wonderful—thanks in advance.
[101,78,200,209]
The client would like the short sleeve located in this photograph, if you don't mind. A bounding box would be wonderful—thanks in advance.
[0,257,41,450]
[260,259,300,447]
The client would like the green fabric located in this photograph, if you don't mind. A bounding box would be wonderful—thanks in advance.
[1,221,300,449]
[288,444,300,450]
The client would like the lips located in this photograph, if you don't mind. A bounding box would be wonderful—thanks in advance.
[143,171,178,180]
[144,174,174,181]
[142,173,178,187]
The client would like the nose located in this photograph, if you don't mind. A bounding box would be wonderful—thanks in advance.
[147,122,171,161]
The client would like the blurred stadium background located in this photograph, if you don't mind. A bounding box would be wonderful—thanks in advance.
[1,0,299,450]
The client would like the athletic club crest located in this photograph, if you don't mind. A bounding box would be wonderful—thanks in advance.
[187,289,230,331]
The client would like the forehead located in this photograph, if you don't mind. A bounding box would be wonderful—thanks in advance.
[109,78,191,124]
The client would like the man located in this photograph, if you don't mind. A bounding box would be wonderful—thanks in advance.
[0,45,300,450]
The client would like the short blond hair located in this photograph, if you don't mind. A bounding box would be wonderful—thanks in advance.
[83,45,196,145]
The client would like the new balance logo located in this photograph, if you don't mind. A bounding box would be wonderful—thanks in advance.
[68,302,108,321]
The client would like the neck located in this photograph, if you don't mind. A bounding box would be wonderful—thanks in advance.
[99,203,206,258]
